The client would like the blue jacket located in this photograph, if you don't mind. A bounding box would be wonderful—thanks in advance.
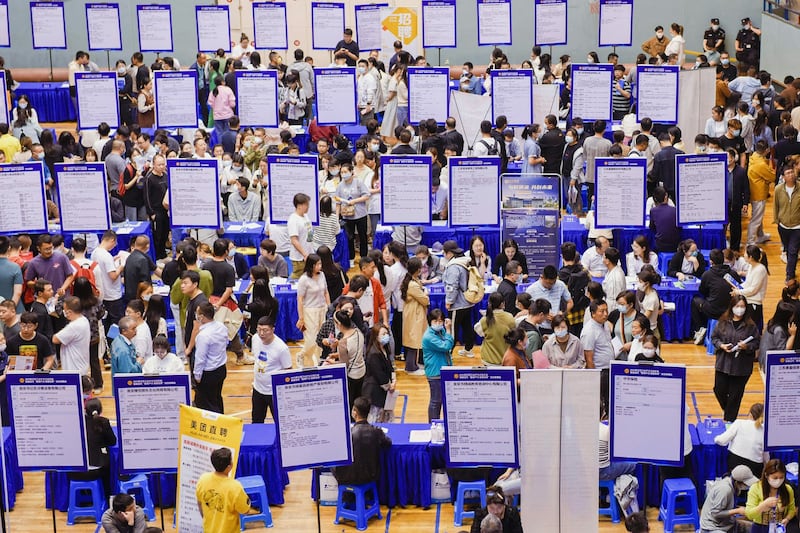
[111,336,142,377]
[422,327,454,378]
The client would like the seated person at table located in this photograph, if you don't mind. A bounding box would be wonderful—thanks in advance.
[745,459,797,533]
[581,235,610,277]
[415,245,442,284]
[227,177,261,222]
[391,225,423,255]
[631,333,664,362]
[225,240,249,280]
[142,335,185,374]
[493,239,529,281]
[699,465,756,533]
[649,186,681,253]
[626,235,659,276]
[431,176,448,220]
[332,397,392,488]
[691,248,742,344]
[667,239,707,280]
[470,486,523,533]
[101,493,147,533]
[724,248,750,278]
[258,239,289,279]
[496,261,523,314]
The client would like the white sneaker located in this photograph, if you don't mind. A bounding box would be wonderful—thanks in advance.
[693,327,707,345]
[406,369,426,376]
[781,252,788,264]
[458,349,475,358]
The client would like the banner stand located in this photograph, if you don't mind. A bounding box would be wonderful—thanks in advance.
[154,471,165,532]
[46,471,56,533]
[314,468,322,533]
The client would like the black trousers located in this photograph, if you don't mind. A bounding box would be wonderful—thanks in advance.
[451,307,475,351]
[728,203,742,251]
[347,377,363,415]
[195,365,227,414]
[713,371,750,422]
[391,311,403,356]
[727,451,763,478]
[198,87,209,126]
[344,216,368,260]
[251,390,274,423]
[152,208,170,260]
[89,342,103,390]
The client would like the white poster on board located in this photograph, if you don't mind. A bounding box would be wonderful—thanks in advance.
[571,64,613,122]
[491,69,534,127]
[532,84,561,126]
[355,4,386,52]
[594,158,646,228]
[137,4,173,53]
[534,0,567,46]
[86,3,122,51]
[311,2,345,50]
[167,160,221,229]
[676,153,728,225]
[0,0,9,48]
[154,71,198,129]
[449,158,501,227]
[55,163,111,232]
[422,0,456,49]
[236,71,279,128]
[30,2,67,50]
[599,0,633,47]
[75,72,119,130]
[408,67,450,125]
[252,2,287,51]
[765,352,800,450]
[381,156,432,225]
[477,0,512,46]
[314,68,358,126]
[195,5,231,53]
[267,155,320,224]
[637,65,680,124]
[0,163,48,234]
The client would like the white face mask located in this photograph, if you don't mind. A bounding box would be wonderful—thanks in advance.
[732,306,746,317]
[656,32,664,39]
[768,477,785,489]
[0,344,5,352]
[554,328,568,338]
[565,135,574,144]
[357,66,366,74]
[642,348,656,358]
[711,25,719,31]
[18,102,27,109]
[586,57,594,63]
[341,173,352,180]
[222,160,232,168]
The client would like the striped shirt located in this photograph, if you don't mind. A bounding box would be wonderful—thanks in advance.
[612,79,631,113]
[313,213,340,251]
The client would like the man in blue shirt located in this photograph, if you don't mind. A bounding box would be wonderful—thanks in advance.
[193,302,230,413]
[525,265,573,334]
[459,62,483,95]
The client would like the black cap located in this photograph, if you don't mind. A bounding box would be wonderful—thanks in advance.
[442,240,463,255]
[711,18,720,24]
[741,17,751,24]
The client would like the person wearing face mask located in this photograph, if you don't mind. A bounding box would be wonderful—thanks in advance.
[632,333,663,362]
[725,147,750,251]
[141,334,185,374]
[585,51,600,64]
[735,17,761,71]
[667,239,707,280]
[636,268,662,338]
[319,157,341,199]
[561,127,584,214]
[335,163,370,260]
[692,248,743,344]
[542,315,584,368]
[421,309,454,421]
[745,459,796,532]
[699,465,758,533]
[363,323,397,423]
[711,295,760,423]
[610,290,637,346]
[641,26,669,59]
[718,52,737,83]
[624,316,654,362]
[703,18,726,66]
[115,59,135,127]
[520,123,545,174]
[731,245,769,331]
[356,59,377,125]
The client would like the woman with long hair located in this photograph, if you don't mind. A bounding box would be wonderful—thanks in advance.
[362,323,396,423]
[494,239,529,281]
[521,123,546,175]
[468,235,492,279]
[732,245,769,331]
[415,245,442,284]
[207,75,236,138]
[502,327,532,380]
[143,294,167,339]
[636,268,662,337]
[626,235,659,275]
[745,459,796,532]
[317,245,347,302]
[401,257,429,374]
[421,309,454,422]
[295,254,329,367]
[325,310,366,411]
[715,402,767,477]
[72,277,105,393]
[120,147,148,221]
[69,399,117,496]
[245,278,279,339]
[386,241,408,358]
[476,292,516,365]
[711,295,760,423]
[758,301,796,372]
[11,94,42,142]
[313,195,340,253]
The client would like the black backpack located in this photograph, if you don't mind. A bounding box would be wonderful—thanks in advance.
[479,139,499,156]
[558,264,590,312]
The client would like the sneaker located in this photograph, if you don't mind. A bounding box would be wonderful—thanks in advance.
[238,355,255,365]
[458,349,475,358]
[756,233,771,244]
[781,252,788,263]
[92,388,103,395]
[406,369,426,376]
[693,327,707,345]
[295,354,304,368]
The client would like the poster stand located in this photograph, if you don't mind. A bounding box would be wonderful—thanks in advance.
[154,471,165,531]
[46,470,56,533]
[47,49,54,81]
[313,467,322,533]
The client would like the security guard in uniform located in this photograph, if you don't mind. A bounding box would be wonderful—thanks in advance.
[703,18,726,65]
[735,17,761,70]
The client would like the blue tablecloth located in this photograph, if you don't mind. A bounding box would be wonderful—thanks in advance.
[46,423,288,511]
[15,81,75,123]
[658,279,700,341]
[222,221,265,250]
[374,226,501,261]
[56,221,156,263]
[2,427,22,510]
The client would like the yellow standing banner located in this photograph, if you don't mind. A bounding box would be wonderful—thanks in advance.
[175,405,244,533]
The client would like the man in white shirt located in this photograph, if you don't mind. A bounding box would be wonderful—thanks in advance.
[287,193,314,279]
[125,300,153,362]
[52,297,91,375]
[356,59,377,125]
[473,120,498,157]
[251,317,292,423]
[601,247,626,305]
[431,177,448,220]
[91,230,125,334]
[193,302,230,413]
[581,236,610,277]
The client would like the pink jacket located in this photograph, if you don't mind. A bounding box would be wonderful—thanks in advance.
[207,85,236,120]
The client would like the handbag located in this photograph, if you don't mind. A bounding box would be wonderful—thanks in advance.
[340,202,355,217]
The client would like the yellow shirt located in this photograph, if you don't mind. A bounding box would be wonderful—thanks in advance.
[746,481,796,525]
[0,133,21,162]
[196,472,251,533]
[747,152,773,202]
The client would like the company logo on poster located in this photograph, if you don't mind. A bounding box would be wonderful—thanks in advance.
[381,7,419,61]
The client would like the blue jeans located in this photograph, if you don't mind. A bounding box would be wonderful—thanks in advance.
[213,118,230,144]
[599,461,637,481]
[778,225,800,281]
[427,377,442,422]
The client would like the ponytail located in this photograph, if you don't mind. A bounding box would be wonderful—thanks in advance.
[485,292,504,327]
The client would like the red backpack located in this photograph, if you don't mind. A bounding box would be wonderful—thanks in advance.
[70,259,100,296]
[117,163,135,197]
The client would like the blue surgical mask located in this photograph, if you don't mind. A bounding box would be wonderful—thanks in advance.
[732,129,741,137]
[228,249,236,258]
[431,324,444,332]
[555,329,568,338]
[633,333,642,340]
[341,172,352,179]
[565,135,574,144]
[575,127,584,136]
[721,58,730,65]
[617,304,627,314]
[222,160,232,168]
[18,102,27,110]
[379,334,391,346]
[357,66,366,74]
[642,348,656,358]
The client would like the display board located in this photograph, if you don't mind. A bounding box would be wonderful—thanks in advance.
[421,0,456,49]
[196,5,231,53]
[408,67,450,125]
[610,362,687,466]
[534,0,567,46]
[236,70,279,128]
[167,159,222,229]
[136,4,173,53]
[477,0,512,46]
[114,373,191,473]
[30,2,67,50]
[267,155,320,225]
[636,65,680,124]
[381,156,432,225]
[55,163,111,233]
[313,68,358,126]
[676,153,728,225]
[8,372,87,471]
[594,157,646,228]
[75,72,119,130]
[500,174,560,277]
[85,3,122,51]
[491,69,534,127]
[271,366,352,470]
[154,70,198,129]
[599,0,633,47]
[448,157,501,227]
[571,64,613,122]
[764,351,800,450]
[0,0,9,47]
[311,2,345,50]
[0,163,48,235]
[252,2,288,51]
[355,3,387,52]
[440,367,518,468]
[519,369,600,533]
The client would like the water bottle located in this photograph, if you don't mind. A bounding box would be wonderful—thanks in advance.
[484,270,492,287]
[704,415,712,434]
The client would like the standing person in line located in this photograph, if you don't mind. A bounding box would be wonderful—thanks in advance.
[324,310,366,411]
[422,309,454,422]
[295,254,329,368]
[401,257,429,375]
[386,241,408,359]
[287,193,315,279]
[192,302,230,414]
[475,293,516,366]
[362,323,396,423]
[73,278,105,392]
[144,155,170,260]
[773,165,800,281]
[581,120,612,213]
[664,23,686,66]
[335,163,370,261]
[250,317,291,424]
[521,124,546,174]
[196,448,252,533]
[731,245,769,332]
[52,297,91,375]
[441,240,476,358]
[91,230,125,335]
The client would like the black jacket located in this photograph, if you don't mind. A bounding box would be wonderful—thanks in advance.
[496,279,519,316]
[699,264,741,319]
[650,145,684,196]
[363,345,394,409]
[667,251,707,278]
[332,421,391,485]
[441,129,464,155]
[539,127,566,174]
[490,129,509,173]
[470,506,523,533]
[711,318,760,376]
[86,416,117,468]
[728,165,750,210]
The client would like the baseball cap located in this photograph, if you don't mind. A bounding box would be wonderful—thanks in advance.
[711,18,720,24]
[741,17,751,25]
[731,465,759,487]
[503,128,514,137]
[442,240,463,255]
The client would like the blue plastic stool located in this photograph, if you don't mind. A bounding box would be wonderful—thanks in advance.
[334,482,381,531]
[598,479,621,523]
[118,474,155,521]
[238,475,273,530]
[658,478,700,533]
[66,479,106,525]
[705,319,718,355]
[453,480,486,527]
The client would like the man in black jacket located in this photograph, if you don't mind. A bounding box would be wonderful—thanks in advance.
[496,261,522,315]
[539,114,566,174]
[333,397,392,487]
[690,248,742,344]
[726,148,750,251]
[491,116,509,173]
[649,133,684,198]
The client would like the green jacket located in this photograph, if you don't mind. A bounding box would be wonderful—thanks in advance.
[170,269,213,327]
